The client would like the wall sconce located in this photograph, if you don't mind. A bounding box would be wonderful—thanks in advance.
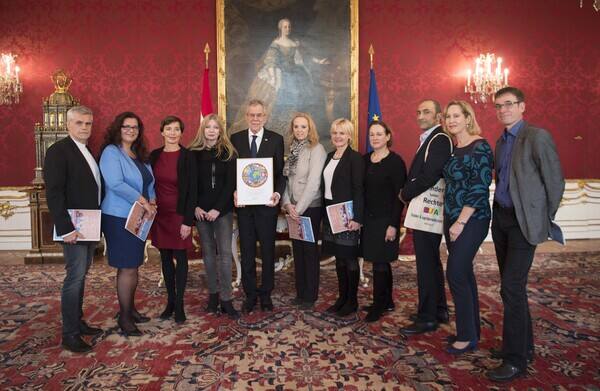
[464,53,508,104]
[1,53,23,105]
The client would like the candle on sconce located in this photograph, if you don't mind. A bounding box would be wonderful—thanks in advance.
[15,66,20,83]
[467,69,471,87]
[504,68,509,86]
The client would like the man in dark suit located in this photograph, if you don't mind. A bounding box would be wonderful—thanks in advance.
[44,105,103,353]
[486,87,564,382]
[399,99,452,334]
[231,99,285,313]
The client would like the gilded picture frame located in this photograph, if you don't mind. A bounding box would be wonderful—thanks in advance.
[217,0,359,150]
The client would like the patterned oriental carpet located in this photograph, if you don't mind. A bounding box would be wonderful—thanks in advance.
[0,251,599,390]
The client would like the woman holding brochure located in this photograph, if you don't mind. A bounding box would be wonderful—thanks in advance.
[361,121,407,322]
[282,113,327,310]
[441,101,493,355]
[188,114,240,319]
[149,116,197,324]
[321,118,364,317]
[100,112,156,337]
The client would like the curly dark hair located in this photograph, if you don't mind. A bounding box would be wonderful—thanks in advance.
[101,111,149,162]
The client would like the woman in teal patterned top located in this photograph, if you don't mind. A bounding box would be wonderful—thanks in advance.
[442,100,493,355]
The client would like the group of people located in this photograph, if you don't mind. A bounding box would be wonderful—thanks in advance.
[44,86,564,383]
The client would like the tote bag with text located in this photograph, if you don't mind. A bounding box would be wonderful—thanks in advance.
[403,133,453,235]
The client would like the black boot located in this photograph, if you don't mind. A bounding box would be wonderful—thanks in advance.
[206,293,219,314]
[159,301,174,320]
[173,250,188,324]
[326,259,348,313]
[159,252,176,320]
[337,267,359,317]
[220,300,240,320]
[174,298,186,324]
[365,268,388,322]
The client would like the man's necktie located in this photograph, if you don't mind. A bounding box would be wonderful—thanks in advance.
[250,135,258,158]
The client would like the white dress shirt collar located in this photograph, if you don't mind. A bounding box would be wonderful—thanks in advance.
[418,124,440,149]
[70,136,101,204]
[248,127,265,150]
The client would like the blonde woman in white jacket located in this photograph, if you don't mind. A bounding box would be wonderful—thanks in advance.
[282,112,327,310]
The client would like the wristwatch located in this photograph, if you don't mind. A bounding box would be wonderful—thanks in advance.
[457,220,467,225]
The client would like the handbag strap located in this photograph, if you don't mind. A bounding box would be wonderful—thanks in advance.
[424,132,453,162]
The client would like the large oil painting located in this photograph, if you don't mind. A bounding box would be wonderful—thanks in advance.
[217,0,358,150]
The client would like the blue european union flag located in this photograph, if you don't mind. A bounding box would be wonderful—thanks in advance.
[366,68,382,152]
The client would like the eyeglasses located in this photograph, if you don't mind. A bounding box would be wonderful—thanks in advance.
[494,101,521,111]
[121,125,139,131]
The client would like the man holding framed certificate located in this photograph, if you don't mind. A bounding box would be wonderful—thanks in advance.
[231,99,285,313]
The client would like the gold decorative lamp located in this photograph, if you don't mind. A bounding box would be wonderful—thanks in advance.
[26,70,80,264]
[32,70,79,185]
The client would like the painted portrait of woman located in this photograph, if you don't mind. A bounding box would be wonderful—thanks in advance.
[222,0,353,149]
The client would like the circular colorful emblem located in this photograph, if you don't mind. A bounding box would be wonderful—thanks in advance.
[242,163,268,188]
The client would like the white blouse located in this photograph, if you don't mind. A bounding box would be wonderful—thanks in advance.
[323,158,340,200]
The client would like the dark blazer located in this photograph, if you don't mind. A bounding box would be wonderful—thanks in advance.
[322,146,365,224]
[494,121,565,245]
[44,136,101,236]
[401,126,452,201]
[149,146,197,226]
[231,129,286,203]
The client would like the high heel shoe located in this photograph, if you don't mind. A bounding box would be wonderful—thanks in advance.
[446,340,477,355]
[115,311,150,324]
[118,319,143,337]
[159,302,174,320]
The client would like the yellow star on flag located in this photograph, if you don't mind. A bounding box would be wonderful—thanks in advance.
[372,114,380,121]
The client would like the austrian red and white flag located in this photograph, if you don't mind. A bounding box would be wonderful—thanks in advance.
[200,67,214,122]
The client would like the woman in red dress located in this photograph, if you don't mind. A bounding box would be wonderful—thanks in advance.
[149,116,197,324]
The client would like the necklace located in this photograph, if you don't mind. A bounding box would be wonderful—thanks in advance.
[371,149,389,162]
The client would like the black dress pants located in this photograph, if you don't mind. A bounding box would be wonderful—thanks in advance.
[292,207,322,303]
[444,218,489,342]
[237,206,278,303]
[413,229,448,322]
[492,204,537,371]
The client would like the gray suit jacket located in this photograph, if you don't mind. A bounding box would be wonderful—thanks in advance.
[495,121,565,245]
[282,143,327,214]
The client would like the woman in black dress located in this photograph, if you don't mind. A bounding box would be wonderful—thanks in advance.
[322,118,364,317]
[361,121,407,322]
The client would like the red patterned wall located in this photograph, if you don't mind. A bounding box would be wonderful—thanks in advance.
[1,0,598,186]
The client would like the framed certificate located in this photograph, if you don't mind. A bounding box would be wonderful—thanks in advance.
[236,157,274,206]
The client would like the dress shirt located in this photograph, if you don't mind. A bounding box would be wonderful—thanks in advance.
[71,136,101,204]
[494,120,524,208]
[418,124,440,150]
[247,128,264,152]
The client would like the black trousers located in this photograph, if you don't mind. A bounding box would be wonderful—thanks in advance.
[492,204,537,370]
[292,207,322,303]
[444,218,489,342]
[413,229,448,322]
[237,207,278,302]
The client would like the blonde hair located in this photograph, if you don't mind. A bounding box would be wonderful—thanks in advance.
[443,100,481,136]
[330,118,354,146]
[188,114,237,161]
[287,112,319,147]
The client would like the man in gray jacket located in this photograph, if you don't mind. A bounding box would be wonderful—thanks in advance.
[486,87,565,382]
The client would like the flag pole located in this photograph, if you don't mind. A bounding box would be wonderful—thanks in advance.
[369,44,374,70]
[204,43,210,69]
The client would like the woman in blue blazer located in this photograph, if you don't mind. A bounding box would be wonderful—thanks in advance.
[100,112,156,337]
